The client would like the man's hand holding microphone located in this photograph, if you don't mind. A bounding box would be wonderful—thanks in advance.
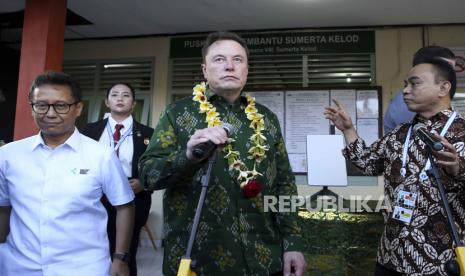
[186,123,235,162]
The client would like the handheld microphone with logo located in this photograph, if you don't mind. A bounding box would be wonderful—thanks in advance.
[192,123,235,159]
[413,123,444,151]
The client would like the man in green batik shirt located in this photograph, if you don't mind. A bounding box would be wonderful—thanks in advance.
[139,31,307,276]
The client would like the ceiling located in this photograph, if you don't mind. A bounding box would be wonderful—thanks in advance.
[1,0,465,43]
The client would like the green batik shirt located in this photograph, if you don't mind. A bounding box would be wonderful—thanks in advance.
[139,90,304,276]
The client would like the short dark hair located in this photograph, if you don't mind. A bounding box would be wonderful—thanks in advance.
[420,57,457,99]
[201,31,249,62]
[28,71,82,102]
[412,46,455,66]
[106,83,136,99]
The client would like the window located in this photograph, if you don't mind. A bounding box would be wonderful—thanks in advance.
[169,53,374,98]
[63,59,154,129]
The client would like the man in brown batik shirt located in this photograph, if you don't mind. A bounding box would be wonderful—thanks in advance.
[325,58,465,275]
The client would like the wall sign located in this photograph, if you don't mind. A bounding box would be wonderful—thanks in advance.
[171,31,375,58]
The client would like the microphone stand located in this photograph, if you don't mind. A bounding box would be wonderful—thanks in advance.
[177,150,218,276]
[425,146,465,276]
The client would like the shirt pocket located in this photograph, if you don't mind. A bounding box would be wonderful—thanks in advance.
[48,171,102,212]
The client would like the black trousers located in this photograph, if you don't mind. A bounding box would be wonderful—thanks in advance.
[374,263,402,276]
[104,190,152,276]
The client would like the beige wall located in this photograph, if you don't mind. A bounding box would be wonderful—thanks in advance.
[375,25,465,115]
[375,27,423,114]
[427,25,465,47]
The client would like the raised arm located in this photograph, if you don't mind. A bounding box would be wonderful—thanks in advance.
[324,98,359,144]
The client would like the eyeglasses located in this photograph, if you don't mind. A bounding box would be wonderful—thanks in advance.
[30,101,80,114]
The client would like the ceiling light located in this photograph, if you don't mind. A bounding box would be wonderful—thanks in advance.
[346,74,352,83]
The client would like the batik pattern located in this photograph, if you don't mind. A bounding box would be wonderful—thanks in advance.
[140,92,303,275]
[344,110,465,275]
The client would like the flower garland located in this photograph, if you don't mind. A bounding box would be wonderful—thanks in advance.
[192,82,269,197]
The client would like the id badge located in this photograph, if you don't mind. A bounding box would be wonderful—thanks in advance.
[392,190,417,224]
[392,206,414,224]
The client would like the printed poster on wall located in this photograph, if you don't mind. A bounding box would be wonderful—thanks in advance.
[289,153,307,173]
[357,119,379,146]
[285,90,330,154]
[247,91,285,136]
[356,90,379,119]
[330,90,356,135]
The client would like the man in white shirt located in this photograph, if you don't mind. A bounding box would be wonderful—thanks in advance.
[0,71,135,276]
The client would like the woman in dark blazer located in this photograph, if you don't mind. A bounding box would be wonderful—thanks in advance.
[82,83,154,276]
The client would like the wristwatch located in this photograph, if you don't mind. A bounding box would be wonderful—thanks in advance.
[113,252,130,263]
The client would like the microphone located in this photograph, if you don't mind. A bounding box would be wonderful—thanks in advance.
[413,123,444,151]
[192,123,235,159]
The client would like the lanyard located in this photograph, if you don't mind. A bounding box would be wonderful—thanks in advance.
[400,111,457,178]
[106,122,133,153]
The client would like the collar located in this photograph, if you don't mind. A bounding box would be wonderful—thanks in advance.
[412,109,455,126]
[108,115,133,130]
[32,127,80,152]
[206,88,248,106]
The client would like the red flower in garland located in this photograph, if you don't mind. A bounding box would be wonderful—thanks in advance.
[242,179,263,198]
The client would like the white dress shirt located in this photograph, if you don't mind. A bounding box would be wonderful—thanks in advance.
[0,129,134,276]
[99,115,134,178]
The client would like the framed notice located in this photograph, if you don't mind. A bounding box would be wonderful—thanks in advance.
[247,91,285,136]
[289,153,307,173]
[357,119,379,146]
[330,90,356,135]
[356,90,379,119]
[241,87,382,174]
[285,90,330,154]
